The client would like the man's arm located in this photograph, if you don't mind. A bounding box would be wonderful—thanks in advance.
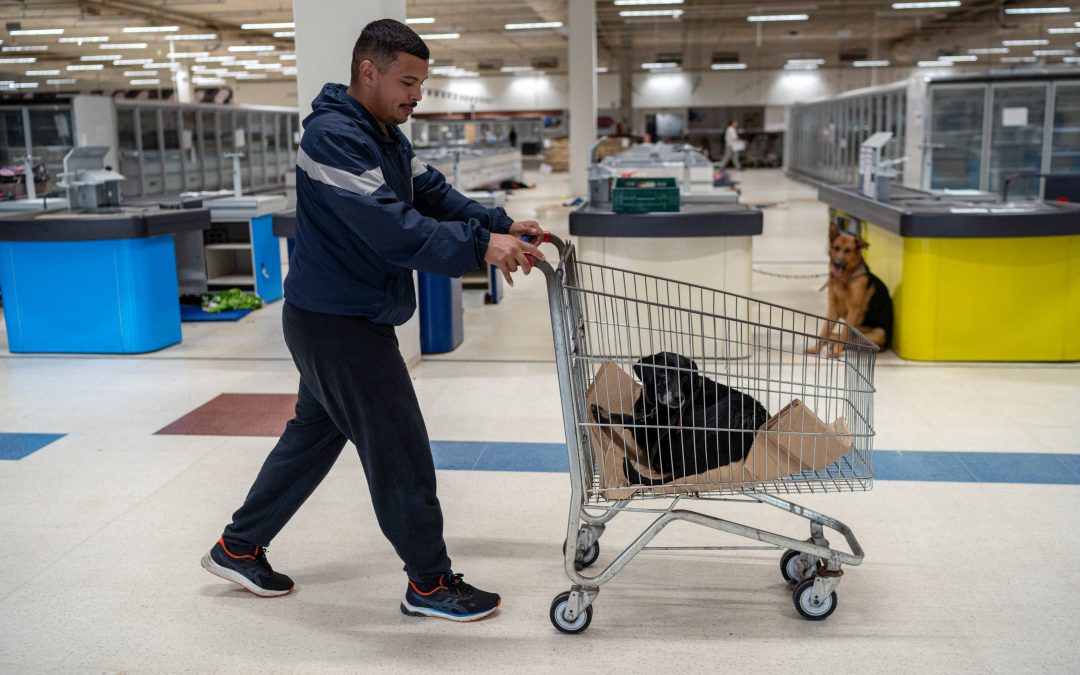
[409,156,513,234]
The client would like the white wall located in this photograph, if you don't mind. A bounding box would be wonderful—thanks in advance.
[230,80,300,108]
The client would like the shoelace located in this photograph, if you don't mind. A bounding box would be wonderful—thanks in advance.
[444,573,472,598]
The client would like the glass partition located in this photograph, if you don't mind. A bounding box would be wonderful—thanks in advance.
[988,83,1047,199]
[928,85,986,190]
[1050,83,1080,175]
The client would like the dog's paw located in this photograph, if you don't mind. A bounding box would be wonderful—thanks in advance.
[805,342,821,355]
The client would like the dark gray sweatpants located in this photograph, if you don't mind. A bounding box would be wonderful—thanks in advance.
[223,302,451,583]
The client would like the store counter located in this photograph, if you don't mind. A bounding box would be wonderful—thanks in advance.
[203,195,288,303]
[819,184,1080,361]
[569,203,763,295]
[0,207,212,353]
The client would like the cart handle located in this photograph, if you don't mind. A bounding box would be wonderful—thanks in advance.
[523,230,566,259]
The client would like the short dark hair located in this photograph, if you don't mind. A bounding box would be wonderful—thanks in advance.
[351,19,429,82]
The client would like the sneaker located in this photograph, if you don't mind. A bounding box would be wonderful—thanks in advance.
[200,537,294,598]
[400,573,501,622]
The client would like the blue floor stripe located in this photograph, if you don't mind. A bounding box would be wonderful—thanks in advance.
[430,441,1080,485]
[0,433,66,460]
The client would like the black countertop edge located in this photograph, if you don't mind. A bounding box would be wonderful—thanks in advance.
[0,208,213,243]
[272,210,296,238]
[818,184,1080,238]
[569,208,763,238]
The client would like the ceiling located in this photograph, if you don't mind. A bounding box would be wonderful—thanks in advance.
[0,0,1077,92]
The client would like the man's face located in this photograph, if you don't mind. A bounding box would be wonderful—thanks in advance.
[361,52,428,126]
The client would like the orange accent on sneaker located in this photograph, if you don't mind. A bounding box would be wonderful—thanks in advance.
[217,537,258,560]
[408,575,449,597]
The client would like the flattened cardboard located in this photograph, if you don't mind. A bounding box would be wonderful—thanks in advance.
[585,362,853,499]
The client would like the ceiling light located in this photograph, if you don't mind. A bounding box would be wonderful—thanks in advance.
[405,18,436,24]
[196,56,237,62]
[1004,7,1070,14]
[1064,56,1080,62]
[0,57,37,64]
[279,54,296,61]
[123,26,179,33]
[917,60,954,67]
[168,52,210,58]
[500,66,535,72]
[784,62,820,70]
[81,54,122,61]
[5,82,40,89]
[129,79,160,85]
[430,65,478,77]
[114,58,153,65]
[67,64,103,70]
[273,31,295,38]
[711,62,748,69]
[46,78,76,85]
[107,43,147,49]
[621,10,683,17]
[58,36,108,43]
[256,50,276,56]
[595,66,609,72]
[235,72,268,80]
[25,69,60,76]
[1048,27,1080,33]
[1033,49,1074,55]
[1001,56,1039,62]
[228,45,275,52]
[241,22,295,30]
[142,62,180,70]
[892,2,961,8]
[853,60,890,67]
[940,54,977,61]
[419,33,461,39]
[2,45,49,52]
[615,0,683,4]
[747,14,809,22]
[165,34,218,41]
[192,77,226,85]
[505,21,563,29]
[9,28,64,36]
[788,58,825,64]
[282,67,298,75]
[968,47,1009,54]
[1003,39,1049,45]
[642,61,679,69]
[123,70,151,77]
[245,63,283,70]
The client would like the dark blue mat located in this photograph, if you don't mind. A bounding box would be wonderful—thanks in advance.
[180,305,252,322]
[0,433,66,460]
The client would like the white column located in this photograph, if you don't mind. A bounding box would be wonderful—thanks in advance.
[567,0,597,198]
[293,0,425,367]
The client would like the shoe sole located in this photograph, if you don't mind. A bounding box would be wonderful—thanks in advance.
[400,598,501,622]
[200,552,293,598]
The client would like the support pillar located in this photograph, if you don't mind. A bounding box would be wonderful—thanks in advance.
[567,0,597,198]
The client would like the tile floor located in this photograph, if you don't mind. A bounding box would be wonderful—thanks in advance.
[0,169,1078,673]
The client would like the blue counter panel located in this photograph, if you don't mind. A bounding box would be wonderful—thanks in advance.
[251,214,283,303]
[0,235,182,354]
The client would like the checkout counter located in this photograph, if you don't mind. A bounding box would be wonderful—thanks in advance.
[819,183,1080,361]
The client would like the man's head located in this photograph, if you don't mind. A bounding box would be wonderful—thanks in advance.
[348,19,429,127]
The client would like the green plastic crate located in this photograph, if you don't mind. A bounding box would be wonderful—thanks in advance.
[611,176,680,213]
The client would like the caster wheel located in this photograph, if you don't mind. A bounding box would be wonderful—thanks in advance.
[550,591,593,634]
[780,549,802,584]
[563,541,600,570]
[793,578,837,621]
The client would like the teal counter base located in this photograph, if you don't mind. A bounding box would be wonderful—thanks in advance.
[0,236,182,354]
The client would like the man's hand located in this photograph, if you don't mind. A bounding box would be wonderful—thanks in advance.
[484,232,545,287]
[509,220,544,241]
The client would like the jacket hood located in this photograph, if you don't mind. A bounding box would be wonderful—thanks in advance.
[304,82,405,148]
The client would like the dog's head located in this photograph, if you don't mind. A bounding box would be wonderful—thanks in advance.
[633,352,700,409]
[828,223,869,278]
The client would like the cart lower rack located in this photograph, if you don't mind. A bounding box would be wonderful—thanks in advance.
[530,233,877,634]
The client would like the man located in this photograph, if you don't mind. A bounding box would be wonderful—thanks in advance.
[720,118,743,171]
[201,19,544,623]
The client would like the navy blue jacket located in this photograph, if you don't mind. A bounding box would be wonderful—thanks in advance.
[285,83,512,325]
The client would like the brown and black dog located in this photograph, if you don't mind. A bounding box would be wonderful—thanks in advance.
[807,223,893,357]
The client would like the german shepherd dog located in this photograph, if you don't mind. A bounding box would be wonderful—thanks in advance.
[807,223,893,357]
[591,352,769,486]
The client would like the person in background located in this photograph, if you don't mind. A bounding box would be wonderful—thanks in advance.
[720,118,743,171]
[200,18,545,624]
[508,127,518,148]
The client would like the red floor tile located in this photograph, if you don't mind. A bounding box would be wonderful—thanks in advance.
[155,394,298,437]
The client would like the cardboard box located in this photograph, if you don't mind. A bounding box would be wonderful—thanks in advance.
[585,362,853,499]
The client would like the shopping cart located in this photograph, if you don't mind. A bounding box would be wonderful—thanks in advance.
[528,232,876,634]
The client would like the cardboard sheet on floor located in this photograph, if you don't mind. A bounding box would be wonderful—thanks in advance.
[585,362,853,499]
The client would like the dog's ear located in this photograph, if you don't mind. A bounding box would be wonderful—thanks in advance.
[829,221,841,242]
[856,237,870,250]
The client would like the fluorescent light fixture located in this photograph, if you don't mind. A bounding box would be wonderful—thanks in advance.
[1003,39,1049,45]
[235,72,268,80]
[66,64,103,70]
[642,61,679,69]
[1048,27,1080,33]
[419,33,461,39]
[196,56,236,62]
[1004,7,1070,14]
[129,79,161,85]
[114,58,153,65]
[615,0,683,4]
[1001,55,1039,62]
[711,62,748,69]
[278,53,296,60]
[46,78,76,84]
[968,47,1009,54]
[167,52,210,58]
[0,57,37,64]
[784,62,819,70]
[504,21,563,29]
[81,54,122,61]
[142,62,180,70]
[405,18,436,24]
[241,22,295,30]
[192,77,226,85]
[282,67,298,75]
[621,9,683,17]
[256,50,277,56]
[123,70,151,77]
[917,60,954,67]
[940,54,977,61]
[273,31,295,38]
[6,82,40,89]
[25,69,60,76]
[1033,49,1074,55]
[430,65,478,77]
[595,66,609,72]
[165,34,218,41]
[2,45,48,52]
[107,43,147,49]
[9,28,64,36]
[853,60,890,67]
[245,63,283,70]
[228,45,275,52]
[747,14,809,22]
[500,66,535,72]
[788,58,826,64]
[1065,56,1080,62]
[892,2,960,8]
[58,36,108,43]
[123,26,179,33]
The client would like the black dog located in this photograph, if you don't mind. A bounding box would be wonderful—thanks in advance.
[591,352,769,486]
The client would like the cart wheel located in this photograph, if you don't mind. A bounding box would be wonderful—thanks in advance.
[780,549,802,584]
[563,541,600,570]
[792,578,837,621]
[550,591,593,634]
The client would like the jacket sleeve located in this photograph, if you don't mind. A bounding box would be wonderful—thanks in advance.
[408,155,514,235]
[298,124,490,277]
